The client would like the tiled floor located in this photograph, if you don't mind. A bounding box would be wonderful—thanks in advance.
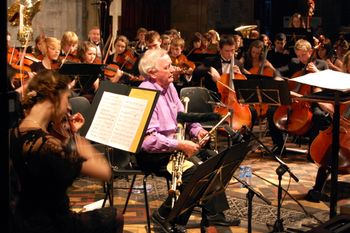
[69,124,350,232]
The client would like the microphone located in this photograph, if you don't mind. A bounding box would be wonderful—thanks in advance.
[177,112,221,123]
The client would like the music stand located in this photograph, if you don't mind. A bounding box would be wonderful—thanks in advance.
[59,63,105,91]
[166,140,253,229]
[234,75,291,107]
[234,77,299,232]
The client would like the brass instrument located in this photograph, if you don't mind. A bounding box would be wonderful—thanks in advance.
[168,97,190,207]
[8,0,41,45]
[234,25,258,39]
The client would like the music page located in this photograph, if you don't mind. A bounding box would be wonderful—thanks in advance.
[86,91,148,151]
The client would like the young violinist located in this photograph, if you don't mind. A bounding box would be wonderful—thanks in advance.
[160,34,171,53]
[33,34,46,60]
[266,39,330,156]
[75,41,103,103]
[169,37,196,93]
[60,31,79,63]
[10,70,124,233]
[30,37,61,72]
[185,32,203,57]
[106,35,137,84]
[305,51,350,202]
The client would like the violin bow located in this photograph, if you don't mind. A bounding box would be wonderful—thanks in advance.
[103,35,115,64]
[19,36,30,98]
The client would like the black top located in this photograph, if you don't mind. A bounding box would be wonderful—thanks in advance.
[10,128,117,233]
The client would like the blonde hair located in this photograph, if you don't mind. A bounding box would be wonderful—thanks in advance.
[61,31,79,48]
[44,37,61,52]
[294,39,312,52]
[171,37,185,49]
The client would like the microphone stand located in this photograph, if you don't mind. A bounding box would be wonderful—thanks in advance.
[241,126,299,233]
[233,175,271,233]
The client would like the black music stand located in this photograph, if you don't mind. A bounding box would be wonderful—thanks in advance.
[234,75,291,151]
[234,77,299,233]
[166,140,253,231]
[59,63,105,91]
[234,75,291,107]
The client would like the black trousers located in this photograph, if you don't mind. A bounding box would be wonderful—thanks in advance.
[135,149,230,224]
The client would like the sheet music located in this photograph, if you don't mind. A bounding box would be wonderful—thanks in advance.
[291,69,350,92]
[86,91,148,151]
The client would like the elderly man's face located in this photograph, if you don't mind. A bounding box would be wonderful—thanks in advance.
[152,54,175,88]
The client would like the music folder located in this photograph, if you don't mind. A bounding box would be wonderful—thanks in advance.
[80,81,159,154]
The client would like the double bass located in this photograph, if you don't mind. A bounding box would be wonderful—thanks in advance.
[215,59,252,131]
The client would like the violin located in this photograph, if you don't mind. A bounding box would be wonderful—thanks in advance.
[171,54,195,81]
[49,108,84,154]
[103,63,141,82]
[113,50,136,70]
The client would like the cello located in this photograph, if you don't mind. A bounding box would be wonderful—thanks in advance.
[310,104,350,174]
[273,43,321,135]
[215,58,252,131]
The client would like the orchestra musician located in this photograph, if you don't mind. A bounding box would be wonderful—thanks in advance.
[169,37,196,93]
[192,34,246,99]
[33,34,46,60]
[160,34,171,53]
[75,41,101,103]
[306,50,350,202]
[10,70,124,233]
[60,31,79,62]
[30,37,61,72]
[137,48,240,233]
[267,33,291,69]
[106,35,137,84]
[266,39,331,156]
[129,27,148,57]
[88,26,104,61]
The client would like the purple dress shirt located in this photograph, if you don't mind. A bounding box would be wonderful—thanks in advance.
[139,80,203,153]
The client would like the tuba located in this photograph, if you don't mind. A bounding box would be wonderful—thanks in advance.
[8,0,41,45]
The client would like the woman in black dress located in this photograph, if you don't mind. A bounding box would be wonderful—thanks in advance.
[10,70,124,233]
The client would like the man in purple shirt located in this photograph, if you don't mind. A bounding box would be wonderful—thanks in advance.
[137,48,240,233]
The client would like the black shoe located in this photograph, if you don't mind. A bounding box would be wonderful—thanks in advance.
[151,209,187,233]
[202,212,240,227]
[305,189,330,203]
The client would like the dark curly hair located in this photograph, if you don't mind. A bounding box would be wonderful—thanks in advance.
[21,70,71,111]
